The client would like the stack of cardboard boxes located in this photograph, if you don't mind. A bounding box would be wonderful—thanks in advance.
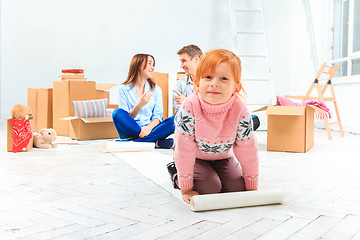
[25,70,169,143]
[25,69,119,141]
[54,80,120,140]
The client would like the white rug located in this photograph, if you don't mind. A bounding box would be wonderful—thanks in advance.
[113,150,182,200]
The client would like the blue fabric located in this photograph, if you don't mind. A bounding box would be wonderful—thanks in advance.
[156,138,174,149]
[112,108,175,142]
[251,114,260,131]
[118,82,163,128]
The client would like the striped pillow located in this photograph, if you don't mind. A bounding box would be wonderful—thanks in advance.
[72,98,108,118]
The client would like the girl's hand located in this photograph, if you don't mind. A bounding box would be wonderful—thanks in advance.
[139,125,152,138]
[181,189,199,204]
[139,90,151,107]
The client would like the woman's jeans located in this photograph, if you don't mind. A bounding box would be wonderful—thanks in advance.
[112,108,175,142]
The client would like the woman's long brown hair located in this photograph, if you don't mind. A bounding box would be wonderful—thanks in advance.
[123,54,156,90]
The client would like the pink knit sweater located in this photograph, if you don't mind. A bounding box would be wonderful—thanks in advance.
[174,92,259,190]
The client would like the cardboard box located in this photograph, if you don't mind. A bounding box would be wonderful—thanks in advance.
[255,105,324,153]
[53,80,97,136]
[177,72,187,80]
[152,72,169,119]
[63,117,118,140]
[96,83,117,107]
[7,120,33,152]
[27,88,53,132]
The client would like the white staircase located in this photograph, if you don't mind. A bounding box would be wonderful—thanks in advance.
[229,0,274,108]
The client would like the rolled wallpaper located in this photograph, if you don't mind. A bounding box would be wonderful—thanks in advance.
[190,189,284,212]
[100,141,155,153]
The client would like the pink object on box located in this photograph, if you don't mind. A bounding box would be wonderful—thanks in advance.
[276,96,302,106]
[276,96,331,119]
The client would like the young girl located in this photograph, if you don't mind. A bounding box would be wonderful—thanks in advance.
[173,49,259,203]
[112,54,175,148]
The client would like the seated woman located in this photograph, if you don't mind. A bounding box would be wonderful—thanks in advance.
[112,53,175,149]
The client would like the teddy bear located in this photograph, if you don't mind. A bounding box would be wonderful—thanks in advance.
[11,103,33,119]
[33,128,57,149]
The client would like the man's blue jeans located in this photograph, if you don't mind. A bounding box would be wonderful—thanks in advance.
[112,108,175,142]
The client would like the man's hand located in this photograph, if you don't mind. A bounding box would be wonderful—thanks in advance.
[173,90,186,105]
[181,189,199,204]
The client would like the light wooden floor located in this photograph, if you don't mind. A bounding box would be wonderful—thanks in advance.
[1,119,360,240]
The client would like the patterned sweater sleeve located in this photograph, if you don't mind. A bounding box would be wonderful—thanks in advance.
[233,112,259,190]
[174,102,197,190]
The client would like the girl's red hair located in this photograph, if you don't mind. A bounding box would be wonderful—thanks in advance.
[194,49,245,99]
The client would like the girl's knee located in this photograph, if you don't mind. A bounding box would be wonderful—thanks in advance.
[194,175,222,194]
[222,176,245,192]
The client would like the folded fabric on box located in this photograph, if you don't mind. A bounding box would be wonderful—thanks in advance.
[62,69,84,74]
[72,98,108,118]
[276,96,331,119]
[276,95,302,106]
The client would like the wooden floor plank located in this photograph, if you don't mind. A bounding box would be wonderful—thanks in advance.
[288,215,340,240]
[257,217,314,240]
[191,216,261,240]
[54,223,123,240]
[224,218,282,239]
[157,220,221,239]
[17,224,86,240]
[321,214,360,240]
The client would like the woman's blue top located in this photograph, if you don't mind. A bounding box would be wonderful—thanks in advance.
[118,81,163,128]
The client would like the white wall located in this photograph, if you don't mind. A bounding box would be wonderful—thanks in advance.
[0,0,233,118]
[263,0,293,96]
[288,0,331,95]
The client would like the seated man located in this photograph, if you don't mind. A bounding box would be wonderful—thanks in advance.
[173,45,202,114]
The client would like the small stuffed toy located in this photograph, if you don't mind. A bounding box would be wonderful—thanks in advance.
[11,103,33,119]
[33,128,57,149]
